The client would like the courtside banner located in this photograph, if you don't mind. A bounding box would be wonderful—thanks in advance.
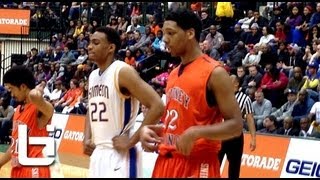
[221,134,290,178]
[280,138,320,178]
[58,115,86,156]
[0,9,30,35]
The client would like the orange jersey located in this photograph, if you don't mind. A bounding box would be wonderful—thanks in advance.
[10,103,50,178]
[159,54,223,157]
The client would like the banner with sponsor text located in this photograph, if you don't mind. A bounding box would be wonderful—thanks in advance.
[0,9,30,35]
[50,114,320,178]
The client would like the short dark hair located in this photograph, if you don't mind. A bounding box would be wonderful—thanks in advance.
[266,115,278,127]
[95,26,121,54]
[3,65,36,89]
[165,8,202,42]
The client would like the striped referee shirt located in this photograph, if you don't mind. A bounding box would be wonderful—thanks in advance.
[235,90,253,117]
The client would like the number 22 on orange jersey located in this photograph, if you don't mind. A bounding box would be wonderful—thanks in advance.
[164,109,179,131]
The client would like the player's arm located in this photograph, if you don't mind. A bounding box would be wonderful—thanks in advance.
[29,85,54,129]
[83,112,95,156]
[119,66,165,148]
[246,113,256,151]
[0,144,12,170]
[191,66,243,140]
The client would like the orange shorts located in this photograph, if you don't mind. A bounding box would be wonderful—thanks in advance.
[152,152,220,178]
[11,166,50,178]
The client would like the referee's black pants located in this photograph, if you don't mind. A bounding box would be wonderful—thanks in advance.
[218,133,244,179]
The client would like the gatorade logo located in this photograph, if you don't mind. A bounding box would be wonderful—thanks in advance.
[63,130,84,141]
[241,154,281,171]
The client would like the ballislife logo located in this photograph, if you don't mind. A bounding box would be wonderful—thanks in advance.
[18,124,56,166]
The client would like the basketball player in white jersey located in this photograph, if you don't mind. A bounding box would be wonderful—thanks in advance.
[83,27,165,178]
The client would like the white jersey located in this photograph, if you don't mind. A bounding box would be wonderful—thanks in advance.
[88,60,140,147]
[88,61,142,178]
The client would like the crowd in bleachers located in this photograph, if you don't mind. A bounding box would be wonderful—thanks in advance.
[1,2,320,143]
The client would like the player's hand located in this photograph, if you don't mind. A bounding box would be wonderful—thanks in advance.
[28,84,44,103]
[83,139,96,156]
[140,125,163,152]
[250,138,256,151]
[176,127,197,156]
[112,135,130,154]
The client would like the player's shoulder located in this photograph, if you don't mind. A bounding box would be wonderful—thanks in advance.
[194,54,222,69]
[89,68,100,76]
[112,59,130,68]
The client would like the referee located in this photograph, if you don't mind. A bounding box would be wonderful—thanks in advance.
[218,75,256,179]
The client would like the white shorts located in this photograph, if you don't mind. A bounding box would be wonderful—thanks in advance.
[88,146,142,178]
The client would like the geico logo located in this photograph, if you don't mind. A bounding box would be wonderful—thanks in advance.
[241,154,281,171]
[286,159,320,177]
[63,130,84,141]
[48,128,63,139]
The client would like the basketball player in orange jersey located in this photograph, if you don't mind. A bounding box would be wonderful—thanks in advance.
[0,66,54,178]
[139,8,243,178]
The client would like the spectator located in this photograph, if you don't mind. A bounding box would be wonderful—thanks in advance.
[309,3,320,28]
[124,49,136,67]
[200,10,214,42]
[277,116,300,136]
[59,46,76,65]
[106,17,119,30]
[269,6,286,31]
[89,20,98,34]
[242,65,263,91]
[53,46,63,62]
[48,80,63,104]
[257,115,279,134]
[0,92,14,144]
[272,89,298,123]
[40,46,54,63]
[117,17,128,33]
[230,24,246,47]
[302,61,320,101]
[71,48,88,67]
[274,21,287,43]
[226,41,247,69]
[135,48,146,62]
[54,78,80,113]
[294,5,313,47]
[77,33,88,51]
[277,41,290,66]
[307,25,320,46]
[204,25,224,51]
[242,44,262,68]
[238,10,254,32]
[129,30,147,52]
[244,23,262,45]
[285,5,303,44]
[286,66,306,91]
[23,51,33,67]
[236,66,248,88]
[249,10,269,30]
[151,30,165,53]
[299,117,311,137]
[73,20,84,38]
[66,20,76,37]
[292,89,315,123]
[259,43,278,70]
[150,63,174,88]
[202,40,220,60]
[253,90,273,130]
[126,16,141,33]
[258,26,275,46]
[260,63,289,108]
